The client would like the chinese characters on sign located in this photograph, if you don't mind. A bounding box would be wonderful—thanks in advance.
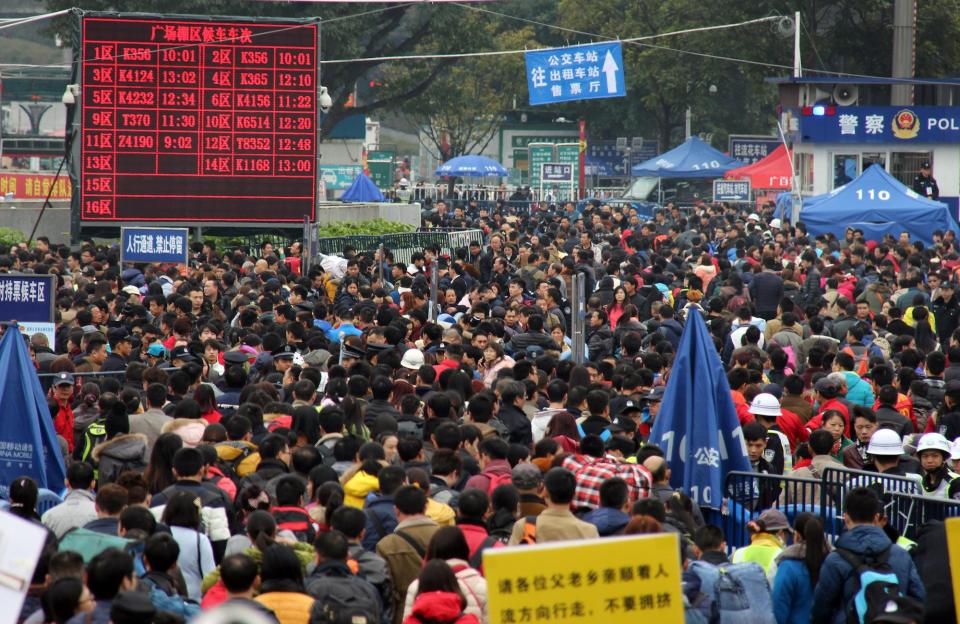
[120,227,190,265]
[0,275,55,324]
[728,136,781,165]
[541,163,573,182]
[525,42,626,106]
[319,165,364,190]
[713,179,751,203]
[485,533,684,624]
[795,106,960,143]
[80,16,318,222]
[0,173,72,200]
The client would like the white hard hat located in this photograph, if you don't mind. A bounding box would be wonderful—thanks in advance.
[866,428,904,456]
[769,218,782,229]
[951,438,960,461]
[401,348,425,370]
[399,178,409,186]
[748,393,782,418]
[747,213,760,221]
[917,432,952,456]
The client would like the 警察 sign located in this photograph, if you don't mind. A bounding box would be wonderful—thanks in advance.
[120,227,190,265]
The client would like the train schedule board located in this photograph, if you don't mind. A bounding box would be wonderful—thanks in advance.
[79,15,319,223]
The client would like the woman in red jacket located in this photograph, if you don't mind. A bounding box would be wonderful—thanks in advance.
[404,560,480,624]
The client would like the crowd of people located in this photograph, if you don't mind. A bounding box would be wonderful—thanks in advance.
[5,197,960,624]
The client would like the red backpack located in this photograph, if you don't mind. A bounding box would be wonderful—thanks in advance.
[486,472,513,496]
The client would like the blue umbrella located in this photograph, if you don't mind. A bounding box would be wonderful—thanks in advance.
[340,172,387,202]
[648,309,751,510]
[435,155,508,177]
[0,323,66,496]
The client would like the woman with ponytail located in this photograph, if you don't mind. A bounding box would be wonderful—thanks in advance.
[772,511,830,624]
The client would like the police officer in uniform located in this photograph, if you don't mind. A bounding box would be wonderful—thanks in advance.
[913,160,940,200]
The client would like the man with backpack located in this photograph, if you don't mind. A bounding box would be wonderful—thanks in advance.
[330,507,393,624]
[463,438,513,496]
[306,531,383,624]
[376,486,440,624]
[508,468,598,545]
[812,487,925,624]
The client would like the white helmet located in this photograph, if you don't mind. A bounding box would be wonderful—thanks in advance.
[748,393,782,418]
[951,438,960,461]
[866,428,904,456]
[917,432,952,456]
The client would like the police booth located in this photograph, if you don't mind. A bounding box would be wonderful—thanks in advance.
[772,76,960,219]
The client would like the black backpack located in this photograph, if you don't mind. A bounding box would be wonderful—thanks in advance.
[308,576,380,624]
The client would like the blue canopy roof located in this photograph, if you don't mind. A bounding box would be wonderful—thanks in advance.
[800,164,952,245]
[631,136,741,178]
[0,324,65,496]
[341,172,386,202]
[435,155,508,177]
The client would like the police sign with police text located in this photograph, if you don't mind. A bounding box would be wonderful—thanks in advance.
[526,42,626,106]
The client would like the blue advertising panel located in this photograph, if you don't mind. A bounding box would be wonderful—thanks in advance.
[0,275,55,323]
[121,227,190,265]
[795,106,960,143]
[320,165,364,191]
[713,179,752,202]
[526,42,626,106]
[728,136,781,164]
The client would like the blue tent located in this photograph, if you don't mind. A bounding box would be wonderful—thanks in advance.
[631,136,741,178]
[435,155,508,177]
[0,324,66,497]
[800,164,952,245]
[341,172,386,202]
[648,309,751,510]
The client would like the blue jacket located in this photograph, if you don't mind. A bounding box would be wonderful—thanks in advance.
[582,507,629,537]
[361,495,397,551]
[841,371,875,408]
[772,545,814,624]
[811,525,925,624]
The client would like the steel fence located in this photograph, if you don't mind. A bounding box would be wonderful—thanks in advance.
[312,229,485,266]
[722,467,960,548]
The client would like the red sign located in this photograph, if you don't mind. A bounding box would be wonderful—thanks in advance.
[80,16,318,222]
[0,173,71,200]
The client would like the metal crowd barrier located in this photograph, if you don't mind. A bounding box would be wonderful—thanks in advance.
[313,229,485,266]
[722,467,960,548]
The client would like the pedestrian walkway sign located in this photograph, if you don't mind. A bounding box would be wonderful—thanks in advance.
[526,42,626,106]
[484,533,683,624]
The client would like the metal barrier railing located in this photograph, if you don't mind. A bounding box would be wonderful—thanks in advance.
[312,229,485,266]
[722,468,956,547]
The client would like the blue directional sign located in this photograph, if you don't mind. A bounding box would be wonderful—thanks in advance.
[120,227,190,265]
[0,275,55,323]
[713,179,752,203]
[525,42,626,106]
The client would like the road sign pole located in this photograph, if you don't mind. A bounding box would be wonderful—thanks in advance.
[571,273,586,364]
[429,266,438,322]
[302,216,311,274]
[578,119,587,199]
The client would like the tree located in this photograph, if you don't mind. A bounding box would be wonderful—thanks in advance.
[390,24,535,162]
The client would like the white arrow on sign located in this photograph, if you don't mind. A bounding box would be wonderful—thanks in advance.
[602,50,619,94]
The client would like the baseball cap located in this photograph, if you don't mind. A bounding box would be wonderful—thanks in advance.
[146,343,166,358]
[121,285,141,296]
[758,509,790,532]
[815,377,839,398]
[53,372,74,386]
[107,327,131,346]
[512,463,543,489]
[401,349,425,370]
[303,349,333,369]
[762,383,783,400]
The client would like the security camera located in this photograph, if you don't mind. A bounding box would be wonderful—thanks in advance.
[62,84,79,105]
[318,86,332,114]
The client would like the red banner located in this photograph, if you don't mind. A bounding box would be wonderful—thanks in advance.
[0,173,72,201]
